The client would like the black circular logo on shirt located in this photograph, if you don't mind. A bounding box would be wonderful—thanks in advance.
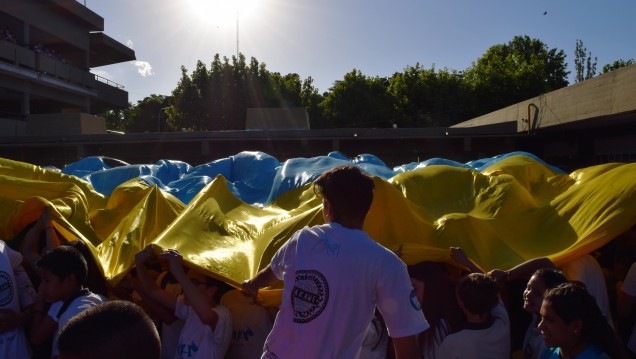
[0,271,14,307]
[291,270,329,323]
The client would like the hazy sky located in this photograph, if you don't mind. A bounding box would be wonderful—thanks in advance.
[85,0,636,104]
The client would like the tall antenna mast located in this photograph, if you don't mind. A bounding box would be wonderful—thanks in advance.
[236,9,239,59]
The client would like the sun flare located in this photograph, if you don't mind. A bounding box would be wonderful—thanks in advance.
[186,0,259,26]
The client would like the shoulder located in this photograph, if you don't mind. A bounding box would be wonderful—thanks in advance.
[438,332,470,356]
[76,292,106,307]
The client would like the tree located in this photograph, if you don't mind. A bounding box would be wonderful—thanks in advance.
[601,58,635,74]
[388,64,469,127]
[319,70,396,128]
[300,76,324,128]
[168,54,318,131]
[128,95,171,133]
[574,39,597,82]
[102,106,132,132]
[462,35,569,116]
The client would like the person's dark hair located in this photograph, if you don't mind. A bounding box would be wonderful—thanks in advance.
[408,261,463,351]
[204,276,231,304]
[456,273,499,315]
[37,245,87,285]
[532,268,568,290]
[313,165,374,223]
[58,300,160,359]
[544,283,624,359]
[67,240,109,297]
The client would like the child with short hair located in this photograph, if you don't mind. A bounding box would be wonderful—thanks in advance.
[30,245,106,358]
[135,246,232,359]
[438,272,510,359]
[57,300,160,359]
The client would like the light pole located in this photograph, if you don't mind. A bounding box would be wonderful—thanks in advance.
[236,9,239,59]
[157,107,169,132]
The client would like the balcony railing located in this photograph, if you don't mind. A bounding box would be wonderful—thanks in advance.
[94,74,124,89]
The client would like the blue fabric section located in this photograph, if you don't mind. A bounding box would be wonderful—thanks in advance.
[59,151,565,205]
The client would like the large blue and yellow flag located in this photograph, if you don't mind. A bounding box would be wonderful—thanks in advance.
[1,151,635,294]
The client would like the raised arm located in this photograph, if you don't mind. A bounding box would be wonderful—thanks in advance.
[134,246,177,311]
[241,265,278,297]
[160,249,220,330]
[21,210,61,276]
[450,247,483,274]
[488,257,555,283]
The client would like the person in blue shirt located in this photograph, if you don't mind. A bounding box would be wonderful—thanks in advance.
[538,283,625,359]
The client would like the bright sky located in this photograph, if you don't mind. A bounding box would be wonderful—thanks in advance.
[86,0,636,104]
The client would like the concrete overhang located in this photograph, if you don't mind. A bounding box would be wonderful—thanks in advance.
[89,32,136,67]
[50,0,104,31]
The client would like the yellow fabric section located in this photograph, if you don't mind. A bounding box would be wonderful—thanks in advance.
[2,155,635,307]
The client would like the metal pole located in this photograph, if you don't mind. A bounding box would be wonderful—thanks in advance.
[236,9,239,59]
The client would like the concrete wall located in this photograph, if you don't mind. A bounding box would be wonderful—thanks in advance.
[453,64,636,133]
[0,118,27,136]
[26,113,106,135]
[246,107,310,130]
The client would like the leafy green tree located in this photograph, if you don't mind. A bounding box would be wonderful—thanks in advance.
[601,58,635,74]
[574,39,597,82]
[300,76,324,128]
[127,94,171,133]
[388,64,469,127]
[319,70,396,128]
[102,106,132,132]
[168,54,318,131]
[462,35,569,116]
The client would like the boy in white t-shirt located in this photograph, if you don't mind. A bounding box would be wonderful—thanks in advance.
[135,246,232,359]
[30,245,106,358]
[242,165,429,359]
[438,272,510,359]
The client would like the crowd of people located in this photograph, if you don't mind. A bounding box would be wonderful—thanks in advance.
[1,27,67,64]
[1,165,635,358]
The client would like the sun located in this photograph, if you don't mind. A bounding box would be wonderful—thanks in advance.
[185,0,259,26]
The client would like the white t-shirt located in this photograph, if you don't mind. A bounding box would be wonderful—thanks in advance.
[263,223,429,359]
[220,289,274,359]
[621,262,636,353]
[47,290,106,357]
[174,297,232,359]
[437,302,510,359]
[561,255,614,327]
[0,240,33,359]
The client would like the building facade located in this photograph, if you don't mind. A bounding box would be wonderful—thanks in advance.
[0,0,135,136]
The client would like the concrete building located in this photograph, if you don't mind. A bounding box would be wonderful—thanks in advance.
[0,0,135,136]
[452,63,636,169]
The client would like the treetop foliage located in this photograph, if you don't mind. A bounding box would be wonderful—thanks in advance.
[104,35,627,133]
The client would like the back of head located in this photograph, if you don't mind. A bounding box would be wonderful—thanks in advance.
[67,240,109,297]
[544,283,622,357]
[456,273,499,316]
[313,165,374,223]
[533,268,568,290]
[37,245,87,285]
[58,300,160,359]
